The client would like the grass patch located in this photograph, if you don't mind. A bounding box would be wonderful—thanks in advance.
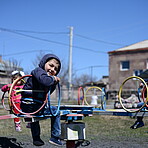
[84,115,148,143]
[0,109,147,145]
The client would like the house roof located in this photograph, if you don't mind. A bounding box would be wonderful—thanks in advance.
[108,40,148,53]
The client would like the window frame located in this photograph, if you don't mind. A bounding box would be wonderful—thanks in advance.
[120,61,130,71]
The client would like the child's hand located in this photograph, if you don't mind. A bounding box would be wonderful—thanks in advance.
[7,84,11,88]
[53,76,60,83]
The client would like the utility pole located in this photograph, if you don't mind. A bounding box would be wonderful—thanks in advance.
[68,27,73,100]
[90,66,93,82]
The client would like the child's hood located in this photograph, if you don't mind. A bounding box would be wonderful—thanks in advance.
[38,54,61,75]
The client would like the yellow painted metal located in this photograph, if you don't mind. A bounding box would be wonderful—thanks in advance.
[118,76,148,113]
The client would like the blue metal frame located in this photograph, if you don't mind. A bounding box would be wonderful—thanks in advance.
[47,83,61,116]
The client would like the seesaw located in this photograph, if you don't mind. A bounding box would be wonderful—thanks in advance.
[1,75,148,148]
[1,75,93,148]
[77,76,148,117]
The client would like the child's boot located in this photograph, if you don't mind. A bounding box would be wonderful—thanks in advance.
[15,121,22,132]
[33,136,44,146]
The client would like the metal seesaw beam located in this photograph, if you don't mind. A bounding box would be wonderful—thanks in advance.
[93,108,148,117]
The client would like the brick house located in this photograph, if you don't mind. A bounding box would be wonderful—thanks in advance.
[108,40,148,99]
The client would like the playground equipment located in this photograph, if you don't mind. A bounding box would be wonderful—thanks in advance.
[8,75,50,116]
[78,86,106,110]
[1,74,148,148]
[118,76,148,113]
[77,77,148,117]
[9,75,61,117]
[1,91,10,111]
[1,75,93,148]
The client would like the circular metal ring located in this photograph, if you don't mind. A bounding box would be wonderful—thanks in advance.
[118,76,148,113]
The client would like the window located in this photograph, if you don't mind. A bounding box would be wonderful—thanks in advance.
[120,61,130,71]
[133,69,143,76]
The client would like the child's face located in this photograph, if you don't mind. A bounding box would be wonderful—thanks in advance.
[44,59,60,76]
[12,75,22,85]
[12,75,21,82]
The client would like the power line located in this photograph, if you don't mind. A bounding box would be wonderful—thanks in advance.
[0,27,122,54]
[7,29,68,34]
[75,33,126,46]
[75,65,108,72]
[1,27,126,46]
[0,27,69,46]
[0,27,108,54]
[73,45,107,53]
[2,50,52,57]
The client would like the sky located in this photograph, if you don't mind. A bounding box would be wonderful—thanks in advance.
[0,0,148,80]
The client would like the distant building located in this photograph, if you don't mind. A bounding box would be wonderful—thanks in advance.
[84,76,109,88]
[108,40,148,99]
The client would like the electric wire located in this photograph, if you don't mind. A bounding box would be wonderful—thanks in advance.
[0,27,125,46]
[2,50,52,57]
[0,27,126,54]
[0,27,108,54]
[0,27,69,46]
[75,33,125,46]
[75,65,108,72]
[6,29,68,34]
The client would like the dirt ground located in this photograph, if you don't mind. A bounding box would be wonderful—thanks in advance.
[0,106,148,148]
[0,115,148,148]
[0,133,148,148]
[0,137,148,148]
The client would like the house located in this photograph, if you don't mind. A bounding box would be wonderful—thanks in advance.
[108,40,148,99]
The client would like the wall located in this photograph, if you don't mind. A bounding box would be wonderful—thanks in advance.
[109,49,148,90]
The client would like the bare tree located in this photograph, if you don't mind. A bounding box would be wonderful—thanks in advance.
[73,74,97,86]
[58,61,68,86]
[3,58,22,76]
[32,50,45,68]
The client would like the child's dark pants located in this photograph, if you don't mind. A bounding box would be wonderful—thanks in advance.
[21,101,61,141]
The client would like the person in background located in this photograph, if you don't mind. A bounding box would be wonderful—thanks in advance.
[1,71,25,132]
[130,83,146,129]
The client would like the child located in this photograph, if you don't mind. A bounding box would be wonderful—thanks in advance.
[1,70,25,132]
[130,83,146,129]
[20,54,62,146]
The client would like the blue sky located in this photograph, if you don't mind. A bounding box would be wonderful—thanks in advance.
[0,0,148,80]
